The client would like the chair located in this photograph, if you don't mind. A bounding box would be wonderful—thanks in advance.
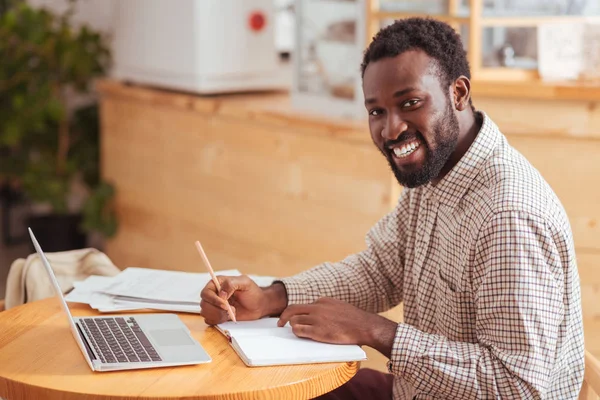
[581,350,600,400]
[4,248,120,310]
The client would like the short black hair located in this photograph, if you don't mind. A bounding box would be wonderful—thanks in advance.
[361,17,471,90]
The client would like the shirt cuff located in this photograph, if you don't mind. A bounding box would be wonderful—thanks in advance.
[275,277,313,305]
[387,323,423,375]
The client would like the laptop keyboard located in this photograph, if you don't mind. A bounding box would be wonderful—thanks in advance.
[80,317,162,364]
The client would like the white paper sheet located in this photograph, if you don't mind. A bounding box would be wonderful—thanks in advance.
[65,269,277,314]
[65,275,117,304]
[99,267,242,303]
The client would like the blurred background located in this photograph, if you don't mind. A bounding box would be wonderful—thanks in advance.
[1,0,599,370]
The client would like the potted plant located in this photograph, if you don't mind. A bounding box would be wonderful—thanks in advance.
[0,1,117,251]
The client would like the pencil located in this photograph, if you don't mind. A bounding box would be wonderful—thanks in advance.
[195,241,237,323]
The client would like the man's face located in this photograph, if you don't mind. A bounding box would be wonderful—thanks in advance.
[362,50,460,188]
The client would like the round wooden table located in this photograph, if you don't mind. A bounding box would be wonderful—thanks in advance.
[0,298,358,399]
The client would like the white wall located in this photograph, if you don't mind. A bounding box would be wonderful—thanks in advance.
[27,0,117,36]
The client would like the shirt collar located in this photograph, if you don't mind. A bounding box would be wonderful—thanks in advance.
[423,111,500,208]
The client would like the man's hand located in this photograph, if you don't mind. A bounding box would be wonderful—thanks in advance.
[200,276,287,325]
[277,297,398,357]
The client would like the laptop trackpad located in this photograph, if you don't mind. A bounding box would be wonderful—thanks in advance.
[149,329,195,346]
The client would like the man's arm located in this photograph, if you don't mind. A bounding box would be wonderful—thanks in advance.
[276,192,410,314]
[384,211,574,399]
[202,191,409,324]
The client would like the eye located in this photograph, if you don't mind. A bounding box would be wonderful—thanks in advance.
[402,99,420,108]
[369,108,384,116]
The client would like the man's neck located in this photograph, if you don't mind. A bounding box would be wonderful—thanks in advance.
[432,110,483,185]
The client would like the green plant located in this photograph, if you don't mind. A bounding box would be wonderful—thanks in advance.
[0,1,117,237]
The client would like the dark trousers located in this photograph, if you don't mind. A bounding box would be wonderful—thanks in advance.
[314,368,394,400]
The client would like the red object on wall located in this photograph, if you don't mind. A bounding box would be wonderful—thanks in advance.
[248,11,266,32]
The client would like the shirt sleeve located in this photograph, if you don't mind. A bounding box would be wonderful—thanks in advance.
[387,211,567,399]
[278,191,409,314]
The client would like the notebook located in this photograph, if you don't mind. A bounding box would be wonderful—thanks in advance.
[216,318,367,367]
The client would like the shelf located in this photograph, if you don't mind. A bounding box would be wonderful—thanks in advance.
[373,11,599,27]
[472,79,600,102]
[372,11,469,24]
[366,0,598,83]
[475,68,539,82]
[480,15,600,27]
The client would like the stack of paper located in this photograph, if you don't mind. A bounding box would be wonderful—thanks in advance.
[64,267,276,314]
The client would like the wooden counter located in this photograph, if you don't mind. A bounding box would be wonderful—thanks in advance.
[98,79,600,370]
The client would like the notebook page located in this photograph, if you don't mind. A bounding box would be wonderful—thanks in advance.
[218,318,366,366]
[218,318,280,334]
[233,334,366,366]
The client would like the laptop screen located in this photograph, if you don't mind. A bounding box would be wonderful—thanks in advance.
[28,227,95,369]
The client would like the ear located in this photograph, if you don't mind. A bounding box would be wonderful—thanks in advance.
[452,76,471,111]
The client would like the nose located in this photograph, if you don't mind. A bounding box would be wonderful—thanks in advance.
[381,113,408,141]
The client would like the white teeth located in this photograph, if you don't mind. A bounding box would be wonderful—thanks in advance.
[392,141,420,158]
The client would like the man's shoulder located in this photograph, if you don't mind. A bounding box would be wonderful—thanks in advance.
[475,135,569,227]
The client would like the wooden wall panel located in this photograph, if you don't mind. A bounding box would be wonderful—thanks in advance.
[101,94,392,279]
[505,135,600,252]
[477,98,600,138]
[578,253,600,319]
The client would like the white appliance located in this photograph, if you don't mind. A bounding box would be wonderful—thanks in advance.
[112,0,289,94]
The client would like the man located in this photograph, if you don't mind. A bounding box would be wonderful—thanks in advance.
[201,18,585,399]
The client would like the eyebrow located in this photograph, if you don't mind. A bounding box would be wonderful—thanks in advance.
[364,87,417,105]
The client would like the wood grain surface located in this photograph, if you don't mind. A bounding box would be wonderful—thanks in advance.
[0,299,358,400]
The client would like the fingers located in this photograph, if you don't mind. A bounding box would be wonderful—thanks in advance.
[289,314,312,327]
[201,275,253,308]
[278,304,313,327]
[218,275,256,300]
[200,280,229,311]
[201,301,236,325]
[200,276,248,326]
[290,323,313,339]
[201,301,228,325]
[288,315,315,339]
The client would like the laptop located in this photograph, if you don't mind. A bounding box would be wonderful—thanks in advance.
[28,227,212,372]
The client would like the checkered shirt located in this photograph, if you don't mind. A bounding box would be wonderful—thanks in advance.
[280,112,585,399]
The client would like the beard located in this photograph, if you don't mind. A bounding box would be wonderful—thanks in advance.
[387,102,460,188]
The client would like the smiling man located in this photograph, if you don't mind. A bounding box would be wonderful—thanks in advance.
[200,18,585,399]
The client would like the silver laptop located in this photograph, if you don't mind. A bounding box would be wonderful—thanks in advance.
[28,227,212,372]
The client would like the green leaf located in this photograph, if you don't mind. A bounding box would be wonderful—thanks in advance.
[11,93,25,109]
[3,8,17,29]
[46,97,65,121]
[21,163,70,213]
[1,120,21,146]
[0,1,116,237]
[82,181,118,237]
